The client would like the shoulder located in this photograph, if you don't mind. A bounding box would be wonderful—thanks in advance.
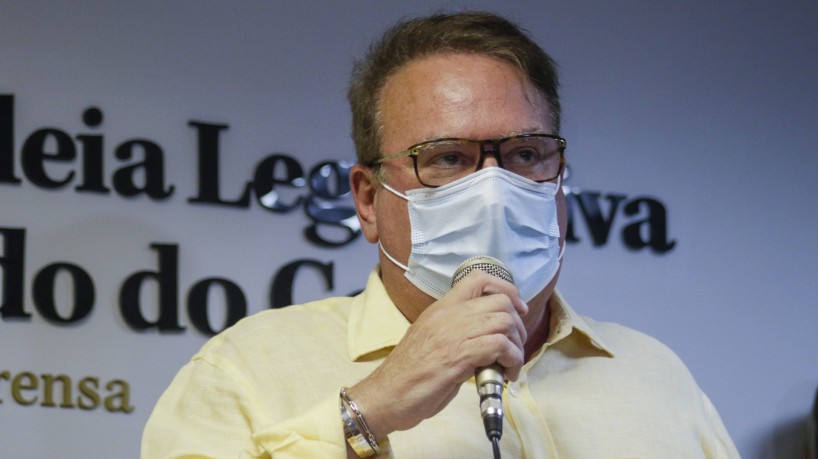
[194,296,354,365]
[586,316,685,362]
[580,316,705,398]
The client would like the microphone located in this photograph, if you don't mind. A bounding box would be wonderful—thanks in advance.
[451,256,514,444]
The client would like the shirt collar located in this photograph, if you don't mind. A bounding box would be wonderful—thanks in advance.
[348,268,411,361]
[347,270,614,362]
[541,289,615,358]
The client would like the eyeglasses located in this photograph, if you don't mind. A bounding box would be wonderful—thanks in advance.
[370,133,566,187]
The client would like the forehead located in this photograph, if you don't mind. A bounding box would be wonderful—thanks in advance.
[378,53,553,150]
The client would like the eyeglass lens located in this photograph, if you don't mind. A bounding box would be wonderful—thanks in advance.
[415,136,562,186]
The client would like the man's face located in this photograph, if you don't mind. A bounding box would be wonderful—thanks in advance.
[356,52,567,319]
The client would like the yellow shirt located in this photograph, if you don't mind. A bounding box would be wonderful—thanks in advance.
[142,269,739,458]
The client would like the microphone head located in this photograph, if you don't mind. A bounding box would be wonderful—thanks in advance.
[451,256,514,287]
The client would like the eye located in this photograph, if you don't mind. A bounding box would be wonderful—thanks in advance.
[442,152,464,165]
[426,152,470,169]
[418,143,475,169]
[505,146,543,164]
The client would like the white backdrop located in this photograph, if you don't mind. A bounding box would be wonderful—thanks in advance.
[1,1,816,458]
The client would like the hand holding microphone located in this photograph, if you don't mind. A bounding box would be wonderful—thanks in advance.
[343,256,526,450]
[451,256,515,450]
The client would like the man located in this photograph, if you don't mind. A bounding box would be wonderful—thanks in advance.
[142,12,739,458]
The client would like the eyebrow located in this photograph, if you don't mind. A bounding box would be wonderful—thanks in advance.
[508,126,551,137]
[415,127,551,145]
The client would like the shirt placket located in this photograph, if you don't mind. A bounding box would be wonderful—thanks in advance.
[504,371,560,459]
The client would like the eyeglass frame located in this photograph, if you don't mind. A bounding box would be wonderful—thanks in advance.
[367,133,567,187]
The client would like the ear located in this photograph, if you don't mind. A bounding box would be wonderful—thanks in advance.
[350,164,380,243]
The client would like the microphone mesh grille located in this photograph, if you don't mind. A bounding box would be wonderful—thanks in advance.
[451,256,514,287]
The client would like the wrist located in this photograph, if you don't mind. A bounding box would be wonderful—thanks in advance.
[340,386,387,457]
[345,381,395,440]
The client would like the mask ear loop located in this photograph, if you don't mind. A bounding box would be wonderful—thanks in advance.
[380,181,410,200]
[556,171,566,265]
[557,172,566,265]
[379,242,410,271]
[375,182,412,272]
[557,239,566,262]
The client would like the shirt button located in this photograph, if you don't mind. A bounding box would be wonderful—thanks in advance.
[508,384,520,398]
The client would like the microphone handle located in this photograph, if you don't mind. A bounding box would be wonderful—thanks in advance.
[475,363,504,440]
[450,256,511,445]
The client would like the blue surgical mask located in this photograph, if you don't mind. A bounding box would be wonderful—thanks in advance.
[380,167,563,302]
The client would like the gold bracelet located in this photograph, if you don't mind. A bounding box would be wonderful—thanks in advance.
[340,387,381,456]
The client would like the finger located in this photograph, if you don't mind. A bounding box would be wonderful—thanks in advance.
[448,270,528,317]
[457,305,527,350]
[456,293,528,346]
[490,310,526,350]
[460,333,525,382]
